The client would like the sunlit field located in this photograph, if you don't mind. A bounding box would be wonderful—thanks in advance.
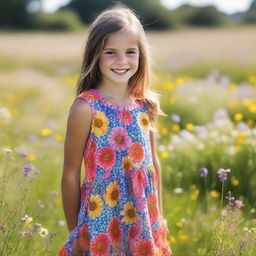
[1,27,256,255]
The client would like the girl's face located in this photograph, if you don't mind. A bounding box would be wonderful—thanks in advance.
[98,28,139,88]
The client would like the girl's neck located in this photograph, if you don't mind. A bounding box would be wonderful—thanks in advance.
[96,84,130,101]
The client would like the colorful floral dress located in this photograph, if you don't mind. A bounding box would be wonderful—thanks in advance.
[57,88,172,256]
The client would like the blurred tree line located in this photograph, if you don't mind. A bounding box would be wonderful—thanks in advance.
[0,0,256,31]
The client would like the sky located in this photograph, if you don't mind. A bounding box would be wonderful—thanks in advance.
[41,0,253,14]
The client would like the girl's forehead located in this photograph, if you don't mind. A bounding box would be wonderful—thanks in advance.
[104,29,139,49]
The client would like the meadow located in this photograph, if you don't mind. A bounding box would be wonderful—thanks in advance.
[0,26,256,255]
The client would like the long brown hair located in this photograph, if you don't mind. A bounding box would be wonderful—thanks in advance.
[75,2,166,131]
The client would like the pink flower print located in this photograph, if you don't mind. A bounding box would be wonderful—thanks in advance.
[129,142,144,163]
[108,127,131,152]
[135,198,146,211]
[131,169,147,198]
[147,192,160,225]
[117,111,133,125]
[84,152,96,182]
[128,222,142,241]
[97,146,115,170]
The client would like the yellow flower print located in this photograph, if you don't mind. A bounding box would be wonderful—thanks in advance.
[138,112,150,132]
[89,194,103,219]
[105,181,120,207]
[120,202,137,224]
[92,111,109,136]
[122,156,134,171]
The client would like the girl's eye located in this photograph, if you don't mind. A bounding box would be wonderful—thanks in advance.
[127,51,136,54]
[105,51,114,55]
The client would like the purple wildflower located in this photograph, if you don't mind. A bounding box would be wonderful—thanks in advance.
[22,163,34,178]
[199,167,208,177]
[226,191,244,210]
[217,168,231,182]
[226,191,235,208]
[170,114,181,123]
[235,200,244,209]
[21,152,28,158]
[34,170,41,175]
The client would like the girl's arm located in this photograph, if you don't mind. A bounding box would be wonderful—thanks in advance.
[61,98,92,234]
[149,130,163,215]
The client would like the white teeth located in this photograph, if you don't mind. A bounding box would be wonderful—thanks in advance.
[112,69,128,74]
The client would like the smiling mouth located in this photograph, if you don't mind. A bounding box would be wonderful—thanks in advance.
[111,69,129,74]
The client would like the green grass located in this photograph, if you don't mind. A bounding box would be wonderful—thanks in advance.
[172,61,256,83]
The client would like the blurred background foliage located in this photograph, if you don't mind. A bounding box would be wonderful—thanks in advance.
[1,0,256,31]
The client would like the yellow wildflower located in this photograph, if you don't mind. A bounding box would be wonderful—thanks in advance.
[231,176,239,186]
[186,123,194,131]
[234,113,243,121]
[55,134,63,141]
[210,190,220,198]
[172,124,180,132]
[27,154,36,161]
[40,128,52,136]
[160,127,168,136]
[161,151,169,159]
[169,235,177,243]
[191,189,200,200]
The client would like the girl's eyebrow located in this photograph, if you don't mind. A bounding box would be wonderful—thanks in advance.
[104,47,138,51]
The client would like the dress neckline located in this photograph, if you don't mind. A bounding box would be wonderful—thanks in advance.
[90,88,138,110]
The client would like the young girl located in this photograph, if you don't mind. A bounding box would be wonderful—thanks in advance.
[58,3,172,256]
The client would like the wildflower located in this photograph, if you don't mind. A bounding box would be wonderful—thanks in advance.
[0,225,5,232]
[160,128,168,136]
[210,190,220,198]
[170,114,181,123]
[33,223,42,232]
[161,151,169,159]
[231,176,239,186]
[217,168,231,182]
[22,163,35,179]
[169,235,176,243]
[226,191,235,208]
[27,134,36,142]
[27,154,36,161]
[55,134,63,141]
[176,221,183,228]
[50,191,59,197]
[172,124,180,132]
[178,233,188,241]
[191,189,200,200]
[22,163,40,179]
[199,167,208,177]
[234,200,244,209]
[19,231,31,237]
[21,215,33,224]
[0,107,12,125]
[34,170,41,175]
[173,188,183,194]
[2,147,12,153]
[58,220,65,226]
[226,191,244,210]
[40,128,52,136]
[234,113,243,121]
[186,123,194,131]
[21,152,28,158]
[38,227,49,238]
[250,208,256,214]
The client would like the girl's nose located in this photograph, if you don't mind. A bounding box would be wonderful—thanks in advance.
[116,53,127,64]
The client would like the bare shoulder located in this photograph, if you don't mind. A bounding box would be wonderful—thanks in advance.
[63,98,93,175]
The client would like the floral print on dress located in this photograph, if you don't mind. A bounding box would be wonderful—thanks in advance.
[57,88,173,256]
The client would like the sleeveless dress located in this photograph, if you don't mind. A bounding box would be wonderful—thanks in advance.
[57,88,172,256]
